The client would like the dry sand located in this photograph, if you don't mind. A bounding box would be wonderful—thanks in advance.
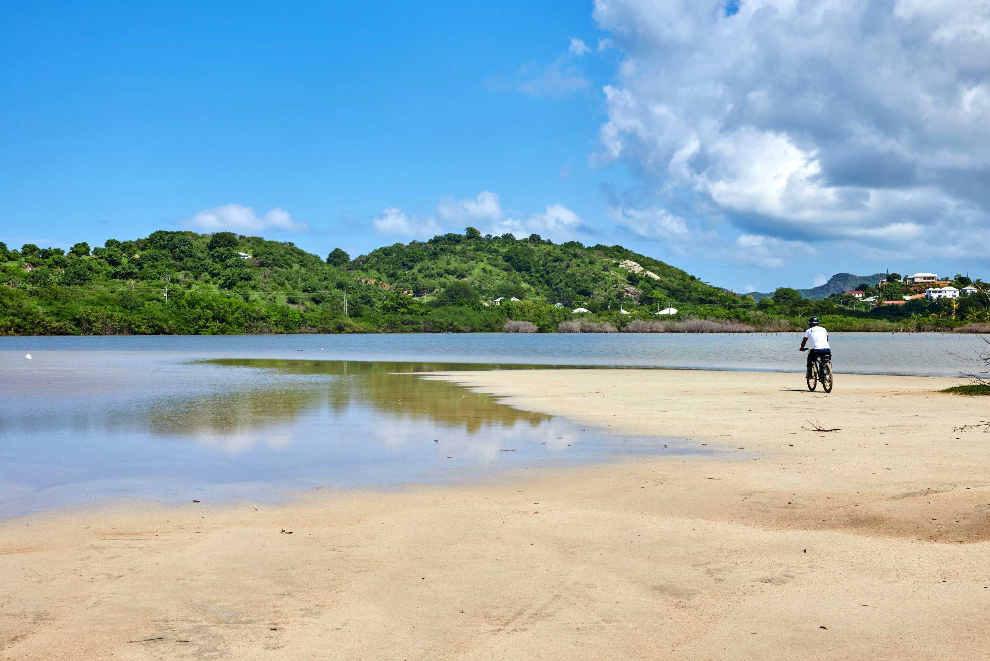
[2,369,989,660]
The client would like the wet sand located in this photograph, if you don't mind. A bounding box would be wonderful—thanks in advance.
[2,370,989,660]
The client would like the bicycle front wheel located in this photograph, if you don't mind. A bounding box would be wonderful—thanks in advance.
[806,367,818,391]
[821,362,833,393]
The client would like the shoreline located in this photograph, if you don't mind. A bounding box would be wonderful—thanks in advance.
[3,369,989,659]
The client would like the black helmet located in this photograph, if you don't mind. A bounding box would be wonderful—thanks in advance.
[808,317,819,326]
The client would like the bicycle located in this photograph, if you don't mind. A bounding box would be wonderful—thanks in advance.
[804,351,833,393]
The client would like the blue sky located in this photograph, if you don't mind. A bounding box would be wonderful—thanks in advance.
[3,1,989,292]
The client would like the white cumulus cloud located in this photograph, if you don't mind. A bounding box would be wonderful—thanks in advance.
[607,205,692,242]
[436,191,503,223]
[491,204,589,242]
[372,207,442,238]
[184,204,306,233]
[592,0,990,261]
[568,37,591,56]
[731,234,815,269]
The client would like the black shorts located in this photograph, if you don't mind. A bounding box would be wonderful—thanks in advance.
[807,348,831,367]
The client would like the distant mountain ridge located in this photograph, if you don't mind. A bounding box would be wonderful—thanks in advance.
[749,272,887,301]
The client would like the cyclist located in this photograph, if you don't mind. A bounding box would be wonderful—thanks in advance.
[799,317,830,379]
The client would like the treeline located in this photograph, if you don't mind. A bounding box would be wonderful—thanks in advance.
[1,229,987,336]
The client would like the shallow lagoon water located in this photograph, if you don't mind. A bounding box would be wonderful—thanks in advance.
[1,331,984,375]
[1,333,984,518]
[0,351,689,519]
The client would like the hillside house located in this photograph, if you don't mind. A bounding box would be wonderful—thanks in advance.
[881,300,906,306]
[926,286,959,300]
[905,273,938,284]
[845,290,865,299]
[961,286,979,295]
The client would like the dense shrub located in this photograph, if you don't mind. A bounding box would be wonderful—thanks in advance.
[663,319,754,333]
[558,321,581,333]
[624,320,667,333]
[578,321,617,333]
[503,320,537,333]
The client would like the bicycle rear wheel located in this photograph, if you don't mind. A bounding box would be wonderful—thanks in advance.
[821,362,833,393]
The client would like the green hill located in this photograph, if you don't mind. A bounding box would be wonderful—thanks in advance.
[0,229,740,335]
[749,272,887,301]
[348,231,737,308]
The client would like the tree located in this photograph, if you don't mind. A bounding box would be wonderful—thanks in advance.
[102,247,125,267]
[70,242,91,257]
[435,281,480,306]
[465,227,482,239]
[880,282,903,300]
[773,287,801,307]
[21,243,40,258]
[887,273,901,282]
[955,274,972,287]
[0,242,8,261]
[208,232,239,251]
[39,247,65,259]
[326,248,350,267]
[505,245,534,272]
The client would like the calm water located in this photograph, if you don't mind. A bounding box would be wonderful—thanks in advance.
[0,333,984,518]
[0,331,985,375]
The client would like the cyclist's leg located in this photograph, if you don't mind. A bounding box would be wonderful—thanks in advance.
[806,350,816,378]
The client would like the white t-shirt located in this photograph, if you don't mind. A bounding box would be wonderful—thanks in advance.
[804,326,830,350]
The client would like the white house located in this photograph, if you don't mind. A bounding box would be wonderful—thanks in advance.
[655,307,678,316]
[492,297,505,306]
[926,286,959,300]
[961,286,979,295]
[906,272,938,284]
[572,307,591,314]
[237,252,251,260]
[553,302,564,308]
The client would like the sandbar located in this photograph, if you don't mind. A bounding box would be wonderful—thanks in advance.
[2,369,988,660]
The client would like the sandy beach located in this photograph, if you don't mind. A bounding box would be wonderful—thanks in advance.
[2,369,989,660]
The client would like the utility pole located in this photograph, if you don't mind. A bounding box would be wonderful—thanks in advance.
[162,274,171,304]
[343,291,348,318]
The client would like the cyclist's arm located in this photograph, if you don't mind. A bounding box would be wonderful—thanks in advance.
[800,336,808,351]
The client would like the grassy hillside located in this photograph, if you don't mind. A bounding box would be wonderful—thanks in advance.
[1,229,986,335]
[348,231,737,309]
[0,231,378,335]
[0,229,739,336]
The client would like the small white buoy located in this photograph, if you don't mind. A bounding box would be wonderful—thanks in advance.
[25,354,32,360]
